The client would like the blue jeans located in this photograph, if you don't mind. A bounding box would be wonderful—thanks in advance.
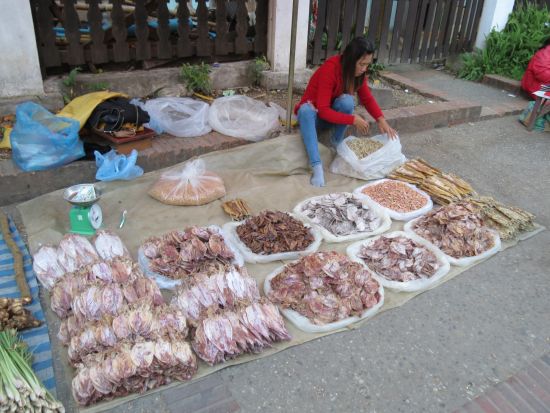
[297,94,354,167]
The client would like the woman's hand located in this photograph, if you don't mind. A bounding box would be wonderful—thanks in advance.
[353,115,370,135]
[377,117,398,139]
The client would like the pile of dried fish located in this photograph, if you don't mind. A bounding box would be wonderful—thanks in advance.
[0,297,41,331]
[268,251,381,325]
[298,193,382,236]
[141,227,236,279]
[361,180,428,212]
[236,211,314,254]
[171,265,260,326]
[192,299,290,365]
[357,236,440,282]
[222,199,253,221]
[347,138,383,159]
[389,159,474,205]
[411,202,495,258]
[466,196,535,240]
[67,303,188,364]
[72,336,197,406]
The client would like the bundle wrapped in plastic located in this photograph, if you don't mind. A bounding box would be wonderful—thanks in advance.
[57,234,99,273]
[33,245,65,290]
[171,265,260,325]
[67,303,188,364]
[93,230,130,261]
[72,336,197,406]
[192,298,290,365]
[148,159,226,206]
[50,257,140,318]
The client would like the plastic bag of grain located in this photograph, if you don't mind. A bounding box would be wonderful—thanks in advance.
[148,159,226,205]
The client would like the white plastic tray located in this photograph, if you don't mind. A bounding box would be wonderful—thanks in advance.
[292,193,392,243]
[263,263,384,333]
[346,231,451,292]
[353,178,433,221]
[403,217,502,267]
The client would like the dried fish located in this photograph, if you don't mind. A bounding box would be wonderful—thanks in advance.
[268,251,381,325]
[299,193,382,236]
[236,211,314,254]
[357,236,440,282]
[222,199,253,221]
[411,202,495,258]
[347,138,383,159]
[361,180,428,212]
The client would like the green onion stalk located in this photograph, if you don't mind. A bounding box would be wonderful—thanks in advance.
[0,329,64,412]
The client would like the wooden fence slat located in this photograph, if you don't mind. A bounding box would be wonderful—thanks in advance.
[254,0,268,55]
[442,0,459,56]
[462,0,478,51]
[434,0,452,59]
[110,0,130,62]
[196,0,211,56]
[312,0,328,64]
[86,0,108,64]
[176,0,192,57]
[62,0,85,65]
[401,0,420,62]
[420,0,438,62]
[326,0,342,59]
[33,0,61,67]
[235,0,249,54]
[457,0,475,53]
[354,0,368,38]
[426,0,444,61]
[134,0,151,60]
[157,0,172,59]
[367,0,383,45]
[341,0,356,51]
[377,0,395,64]
[411,0,429,62]
[450,0,467,53]
[389,0,408,63]
[467,0,485,50]
[215,0,229,54]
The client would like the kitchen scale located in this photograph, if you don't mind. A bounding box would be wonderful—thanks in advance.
[63,184,103,235]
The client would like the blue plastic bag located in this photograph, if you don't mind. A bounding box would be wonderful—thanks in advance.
[11,102,84,171]
[94,149,144,181]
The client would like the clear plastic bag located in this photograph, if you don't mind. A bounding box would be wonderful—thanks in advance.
[94,149,144,181]
[330,134,406,180]
[208,95,280,141]
[148,159,226,206]
[136,97,211,137]
[11,102,84,171]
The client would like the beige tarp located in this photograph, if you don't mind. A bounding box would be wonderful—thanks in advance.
[17,134,544,412]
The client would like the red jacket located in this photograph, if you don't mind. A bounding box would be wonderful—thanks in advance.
[295,55,384,125]
[521,46,550,98]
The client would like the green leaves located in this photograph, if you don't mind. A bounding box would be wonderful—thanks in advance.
[458,3,550,81]
[180,62,212,95]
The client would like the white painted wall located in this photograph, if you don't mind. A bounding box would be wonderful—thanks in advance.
[267,0,309,72]
[0,0,44,97]
[475,0,515,49]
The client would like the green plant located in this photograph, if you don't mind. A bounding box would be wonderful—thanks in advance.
[87,82,110,92]
[249,56,270,86]
[458,3,550,81]
[62,67,82,104]
[368,61,385,80]
[180,62,212,95]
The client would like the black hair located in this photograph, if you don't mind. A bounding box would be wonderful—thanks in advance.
[341,37,376,94]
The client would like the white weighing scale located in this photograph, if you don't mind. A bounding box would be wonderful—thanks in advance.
[63,184,103,236]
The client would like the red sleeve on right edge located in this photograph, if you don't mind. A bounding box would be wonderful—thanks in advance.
[357,80,384,120]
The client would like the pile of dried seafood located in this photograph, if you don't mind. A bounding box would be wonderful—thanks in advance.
[268,251,381,325]
[357,236,440,282]
[361,180,428,212]
[467,196,535,240]
[236,211,314,254]
[389,159,474,205]
[298,193,382,236]
[141,227,236,279]
[222,199,253,221]
[410,202,495,258]
[346,138,383,159]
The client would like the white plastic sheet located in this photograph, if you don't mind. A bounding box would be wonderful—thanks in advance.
[346,231,451,293]
[208,95,280,141]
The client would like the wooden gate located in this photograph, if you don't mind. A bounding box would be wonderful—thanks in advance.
[308,0,485,65]
[30,0,268,72]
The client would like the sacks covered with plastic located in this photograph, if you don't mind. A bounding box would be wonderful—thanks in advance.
[136,97,211,137]
[95,149,144,181]
[149,159,226,206]
[11,102,84,171]
[208,95,280,141]
[330,134,406,180]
